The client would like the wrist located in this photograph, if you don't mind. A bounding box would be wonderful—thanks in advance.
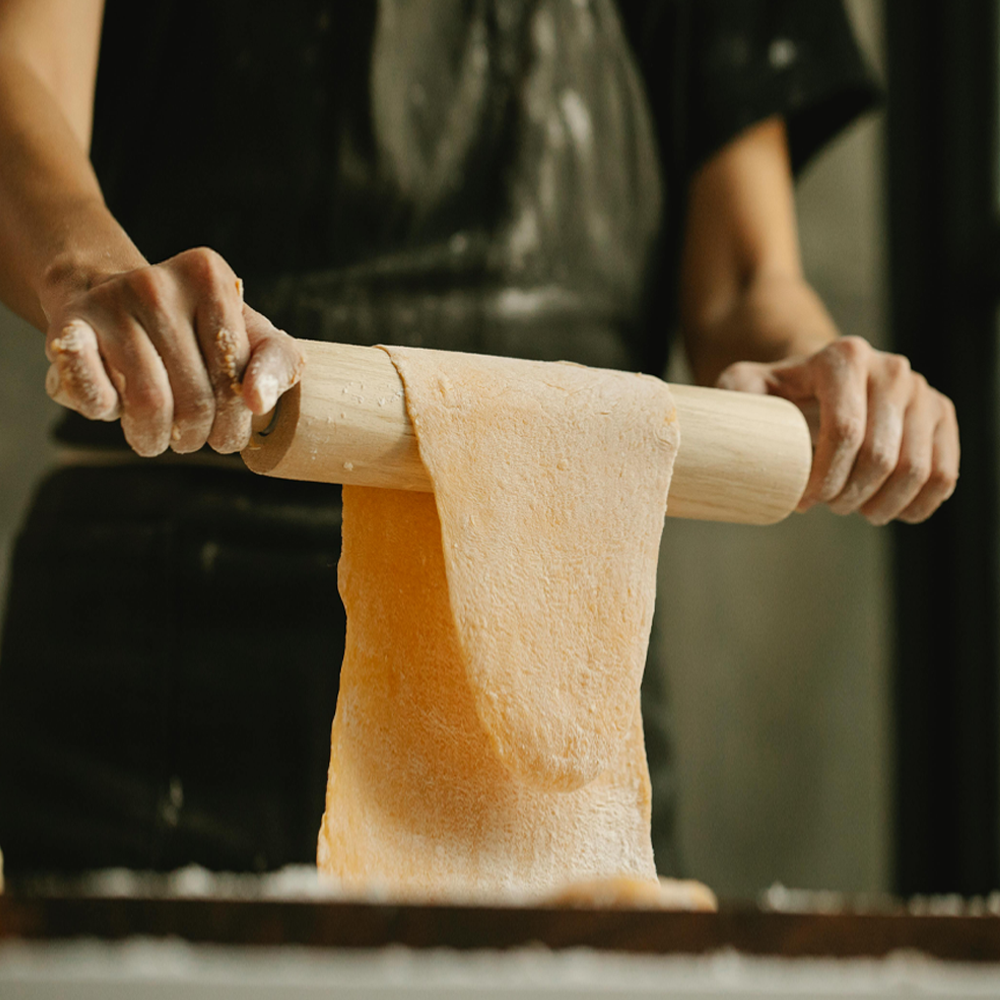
[684,273,838,385]
[36,202,146,322]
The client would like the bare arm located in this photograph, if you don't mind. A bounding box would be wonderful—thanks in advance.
[680,118,837,383]
[0,0,302,456]
[0,0,129,325]
[680,117,959,525]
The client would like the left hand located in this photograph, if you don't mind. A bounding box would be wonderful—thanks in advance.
[40,248,305,457]
[717,337,960,525]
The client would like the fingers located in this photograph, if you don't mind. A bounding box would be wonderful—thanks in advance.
[826,354,910,515]
[122,265,214,454]
[861,386,959,525]
[715,360,774,396]
[898,405,960,522]
[46,248,273,457]
[785,337,870,510]
[241,306,306,415]
[736,337,959,525]
[179,250,251,454]
[47,312,177,458]
[95,314,175,457]
[44,319,120,421]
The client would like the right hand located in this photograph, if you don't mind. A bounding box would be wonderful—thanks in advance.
[718,336,960,525]
[41,247,304,457]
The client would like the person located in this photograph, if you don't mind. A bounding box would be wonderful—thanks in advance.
[0,0,959,876]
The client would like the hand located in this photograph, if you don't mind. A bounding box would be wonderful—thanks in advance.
[41,247,304,457]
[718,337,960,525]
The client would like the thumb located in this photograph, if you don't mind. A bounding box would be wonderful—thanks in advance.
[753,358,823,447]
[715,360,775,395]
[240,306,306,415]
[718,357,821,446]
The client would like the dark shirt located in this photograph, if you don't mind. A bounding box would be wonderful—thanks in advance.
[59,0,878,447]
[2,1,880,876]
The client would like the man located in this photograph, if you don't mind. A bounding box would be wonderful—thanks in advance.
[0,0,958,874]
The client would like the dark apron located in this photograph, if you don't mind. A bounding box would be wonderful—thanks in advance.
[0,465,344,872]
[0,0,680,876]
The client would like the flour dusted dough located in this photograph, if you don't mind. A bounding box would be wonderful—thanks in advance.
[549,875,717,910]
[318,348,682,902]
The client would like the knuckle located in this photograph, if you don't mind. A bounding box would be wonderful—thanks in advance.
[126,266,168,304]
[183,246,232,288]
[883,353,911,382]
[175,393,215,428]
[829,412,865,450]
[832,336,869,367]
[78,280,115,314]
[928,465,959,495]
[939,393,958,422]
[864,443,896,478]
[48,319,93,358]
[129,381,169,416]
[898,456,931,488]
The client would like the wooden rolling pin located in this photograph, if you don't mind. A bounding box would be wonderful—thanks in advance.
[241,340,812,525]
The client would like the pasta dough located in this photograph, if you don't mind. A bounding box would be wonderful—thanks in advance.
[318,348,684,902]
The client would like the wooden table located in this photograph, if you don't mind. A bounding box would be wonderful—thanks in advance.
[4,894,1000,962]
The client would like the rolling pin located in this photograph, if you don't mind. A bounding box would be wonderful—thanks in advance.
[241,340,812,525]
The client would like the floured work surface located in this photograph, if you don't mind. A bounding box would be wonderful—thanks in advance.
[318,348,702,906]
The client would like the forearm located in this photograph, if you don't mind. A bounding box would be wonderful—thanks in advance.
[0,42,142,329]
[681,120,958,525]
[679,116,835,385]
[0,0,304,458]
[683,271,839,386]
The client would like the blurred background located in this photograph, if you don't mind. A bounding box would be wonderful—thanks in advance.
[658,0,892,898]
[0,0,994,902]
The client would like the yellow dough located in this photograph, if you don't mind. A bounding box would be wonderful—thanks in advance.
[548,875,718,911]
[318,348,682,902]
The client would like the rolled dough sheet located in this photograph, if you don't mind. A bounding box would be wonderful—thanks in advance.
[318,348,681,902]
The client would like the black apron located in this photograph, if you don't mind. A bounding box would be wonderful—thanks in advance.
[0,0,877,876]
